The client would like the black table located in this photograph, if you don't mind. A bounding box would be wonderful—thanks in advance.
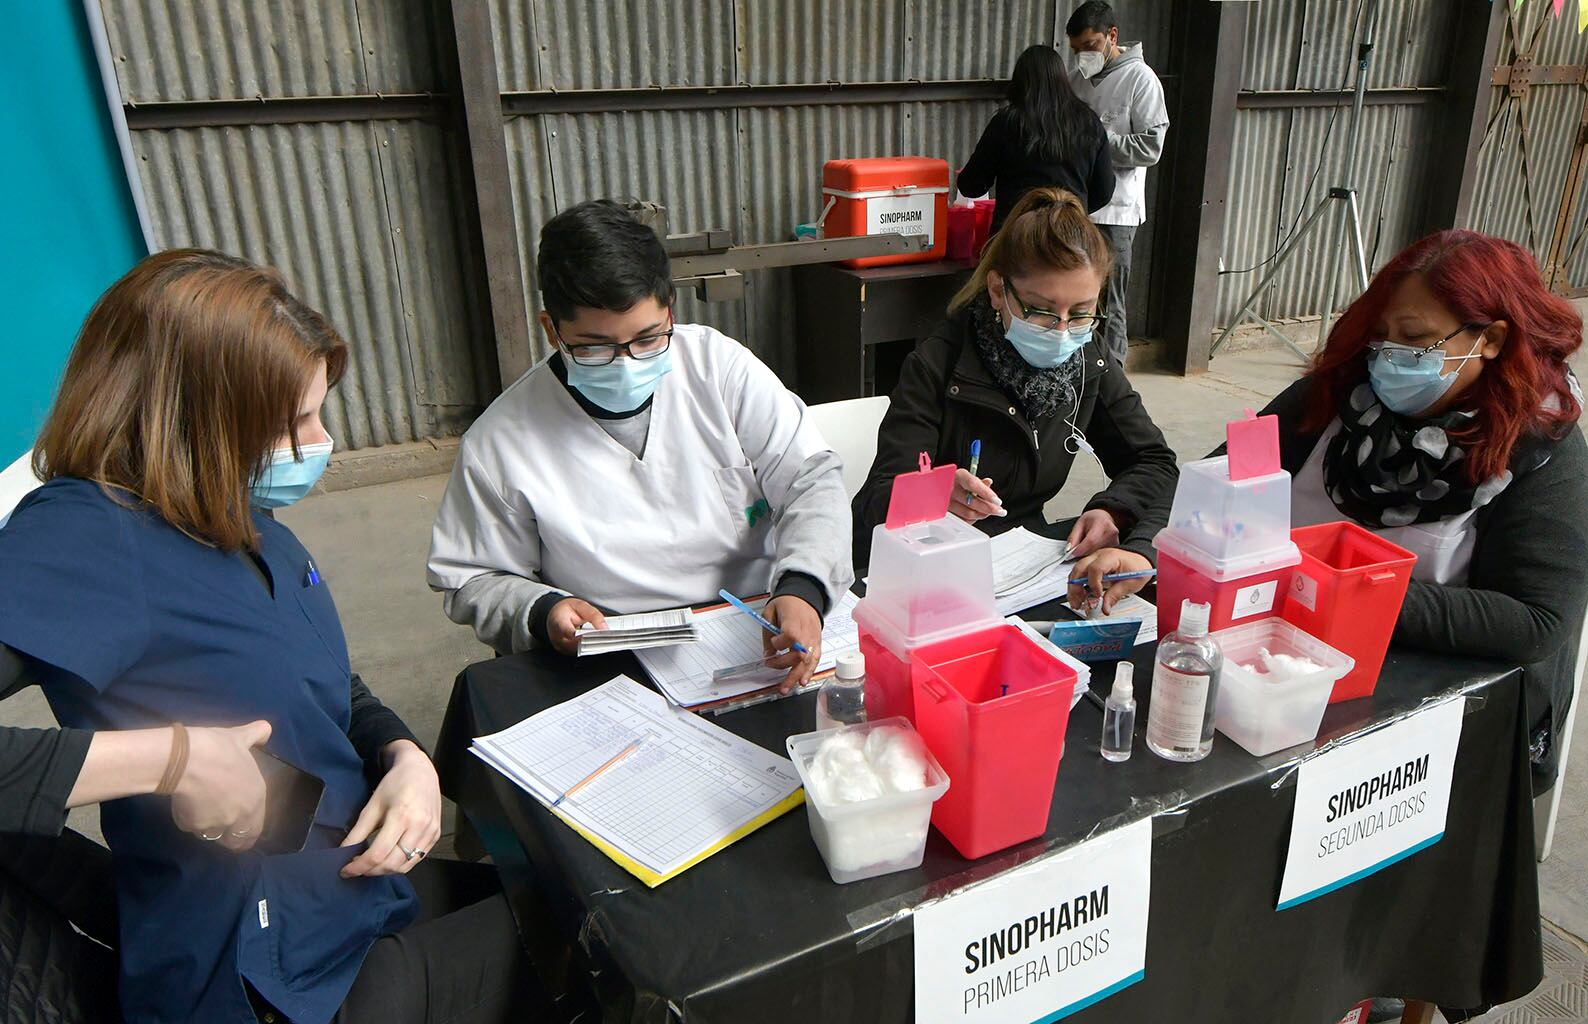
[792,260,974,404]
[437,632,1542,1024]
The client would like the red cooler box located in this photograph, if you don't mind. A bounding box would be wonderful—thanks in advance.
[821,157,949,268]
[1282,521,1416,704]
[910,625,1076,859]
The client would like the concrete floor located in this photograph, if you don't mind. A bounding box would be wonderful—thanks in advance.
[7,341,1587,1020]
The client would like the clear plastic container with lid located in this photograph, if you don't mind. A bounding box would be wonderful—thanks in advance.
[786,717,949,883]
[855,515,1002,723]
[1154,455,1299,580]
[1211,618,1355,756]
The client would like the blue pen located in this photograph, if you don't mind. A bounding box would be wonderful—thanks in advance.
[304,558,321,587]
[1066,569,1158,587]
[965,439,982,506]
[717,589,811,655]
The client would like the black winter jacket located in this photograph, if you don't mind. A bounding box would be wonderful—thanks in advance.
[957,107,1116,227]
[852,309,1178,569]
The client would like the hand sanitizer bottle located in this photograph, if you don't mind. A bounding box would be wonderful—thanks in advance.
[1146,600,1222,762]
[816,652,868,730]
[1101,662,1135,762]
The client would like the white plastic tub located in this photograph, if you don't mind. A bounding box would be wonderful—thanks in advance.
[786,717,949,883]
[1211,618,1355,756]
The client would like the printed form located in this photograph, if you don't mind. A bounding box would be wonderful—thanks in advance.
[471,675,803,886]
[636,591,861,707]
[991,527,1077,615]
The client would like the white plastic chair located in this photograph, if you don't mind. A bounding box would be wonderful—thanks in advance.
[0,451,42,527]
[1536,603,1588,861]
[807,396,891,499]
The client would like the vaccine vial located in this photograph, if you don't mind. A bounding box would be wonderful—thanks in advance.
[816,651,868,730]
[1101,662,1135,762]
[1146,600,1222,762]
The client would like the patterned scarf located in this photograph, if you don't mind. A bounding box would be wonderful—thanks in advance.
[1321,381,1539,527]
[967,294,1083,422]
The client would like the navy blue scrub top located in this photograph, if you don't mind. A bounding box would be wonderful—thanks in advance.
[0,479,416,1023]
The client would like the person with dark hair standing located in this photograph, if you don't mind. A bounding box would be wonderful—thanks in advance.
[853,187,1178,610]
[957,44,1115,228]
[1066,1,1169,367]
[428,200,852,693]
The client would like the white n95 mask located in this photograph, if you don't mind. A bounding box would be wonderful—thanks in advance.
[1076,51,1106,79]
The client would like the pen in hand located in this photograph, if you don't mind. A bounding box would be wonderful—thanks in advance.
[965,439,982,506]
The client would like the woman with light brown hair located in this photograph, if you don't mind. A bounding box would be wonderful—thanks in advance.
[852,186,1178,611]
[0,250,539,1022]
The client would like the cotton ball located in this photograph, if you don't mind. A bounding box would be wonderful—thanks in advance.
[865,727,929,793]
[810,731,883,804]
[1248,647,1324,682]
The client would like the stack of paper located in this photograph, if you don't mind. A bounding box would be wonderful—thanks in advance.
[991,527,1078,615]
[471,675,803,886]
[636,591,862,709]
[576,608,696,656]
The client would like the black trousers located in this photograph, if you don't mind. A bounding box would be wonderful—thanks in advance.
[333,857,549,1024]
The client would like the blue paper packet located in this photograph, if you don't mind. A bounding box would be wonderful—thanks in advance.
[1046,618,1142,663]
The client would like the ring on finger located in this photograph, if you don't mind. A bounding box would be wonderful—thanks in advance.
[400,844,421,861]
[230,827,253,838]
[199,829,224,842]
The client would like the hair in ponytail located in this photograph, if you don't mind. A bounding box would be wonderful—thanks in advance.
[950,187,1114,312]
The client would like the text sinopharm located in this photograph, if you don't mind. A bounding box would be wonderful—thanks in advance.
[961,886,1111,1013]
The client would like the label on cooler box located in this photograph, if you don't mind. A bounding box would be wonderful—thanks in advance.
[1145,663,1211,754]
[1230,579,1279,620]
[913,818,1151,1024]
[1277,696,1464,910]
[867,193,936,238]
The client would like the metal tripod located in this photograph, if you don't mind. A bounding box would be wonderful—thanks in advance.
[1210,0,1379,361]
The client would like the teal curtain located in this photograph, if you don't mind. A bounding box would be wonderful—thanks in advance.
[0,3,146,459]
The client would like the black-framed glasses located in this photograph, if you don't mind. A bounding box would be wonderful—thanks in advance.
[1365,323,1486,368]
[555,321,674,366]
[1005,280,1107,334]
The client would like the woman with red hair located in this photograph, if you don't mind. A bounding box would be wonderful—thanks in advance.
[1249,229,1587,796]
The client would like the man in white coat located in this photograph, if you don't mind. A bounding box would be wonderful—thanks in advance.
[1067,1,1170,367]
[427,200,854,692]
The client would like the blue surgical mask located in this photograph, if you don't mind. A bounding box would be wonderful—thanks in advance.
[251,440,333,509]
[1003,293,1090,369]
[1367,339,1483,416]
[564,347,674,412]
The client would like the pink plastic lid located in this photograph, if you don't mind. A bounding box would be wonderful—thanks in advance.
[1226,409,1281,481]
[884,453,957,529]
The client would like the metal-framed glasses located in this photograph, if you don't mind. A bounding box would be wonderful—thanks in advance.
[1365,323,1486,368]
[1005,281,1107,334]
[556,321,674,366]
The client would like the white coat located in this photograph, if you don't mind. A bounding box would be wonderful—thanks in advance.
[427,323,838,614]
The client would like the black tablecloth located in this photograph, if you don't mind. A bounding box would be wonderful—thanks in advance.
[437,634,1542,1024]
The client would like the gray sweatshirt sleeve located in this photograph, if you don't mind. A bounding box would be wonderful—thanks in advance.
[1108,73,1169,168]
[768,450,855,615]
[441,572,567,656]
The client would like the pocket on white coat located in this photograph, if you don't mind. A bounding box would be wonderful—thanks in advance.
[713,465,768,536]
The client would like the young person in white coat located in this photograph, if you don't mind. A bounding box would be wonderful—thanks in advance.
[1066,0,1170,367]
[427,200,854,693]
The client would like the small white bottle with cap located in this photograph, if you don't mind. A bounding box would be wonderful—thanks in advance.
[1100,662,1135,762]
[1146,599,1223,762]
[816,651,868,730]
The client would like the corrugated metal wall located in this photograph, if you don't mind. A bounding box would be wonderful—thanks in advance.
[1468,4,1588,290]
[1214,0,1453,328]
[496,0,1178,376]
[101,2,490,450]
